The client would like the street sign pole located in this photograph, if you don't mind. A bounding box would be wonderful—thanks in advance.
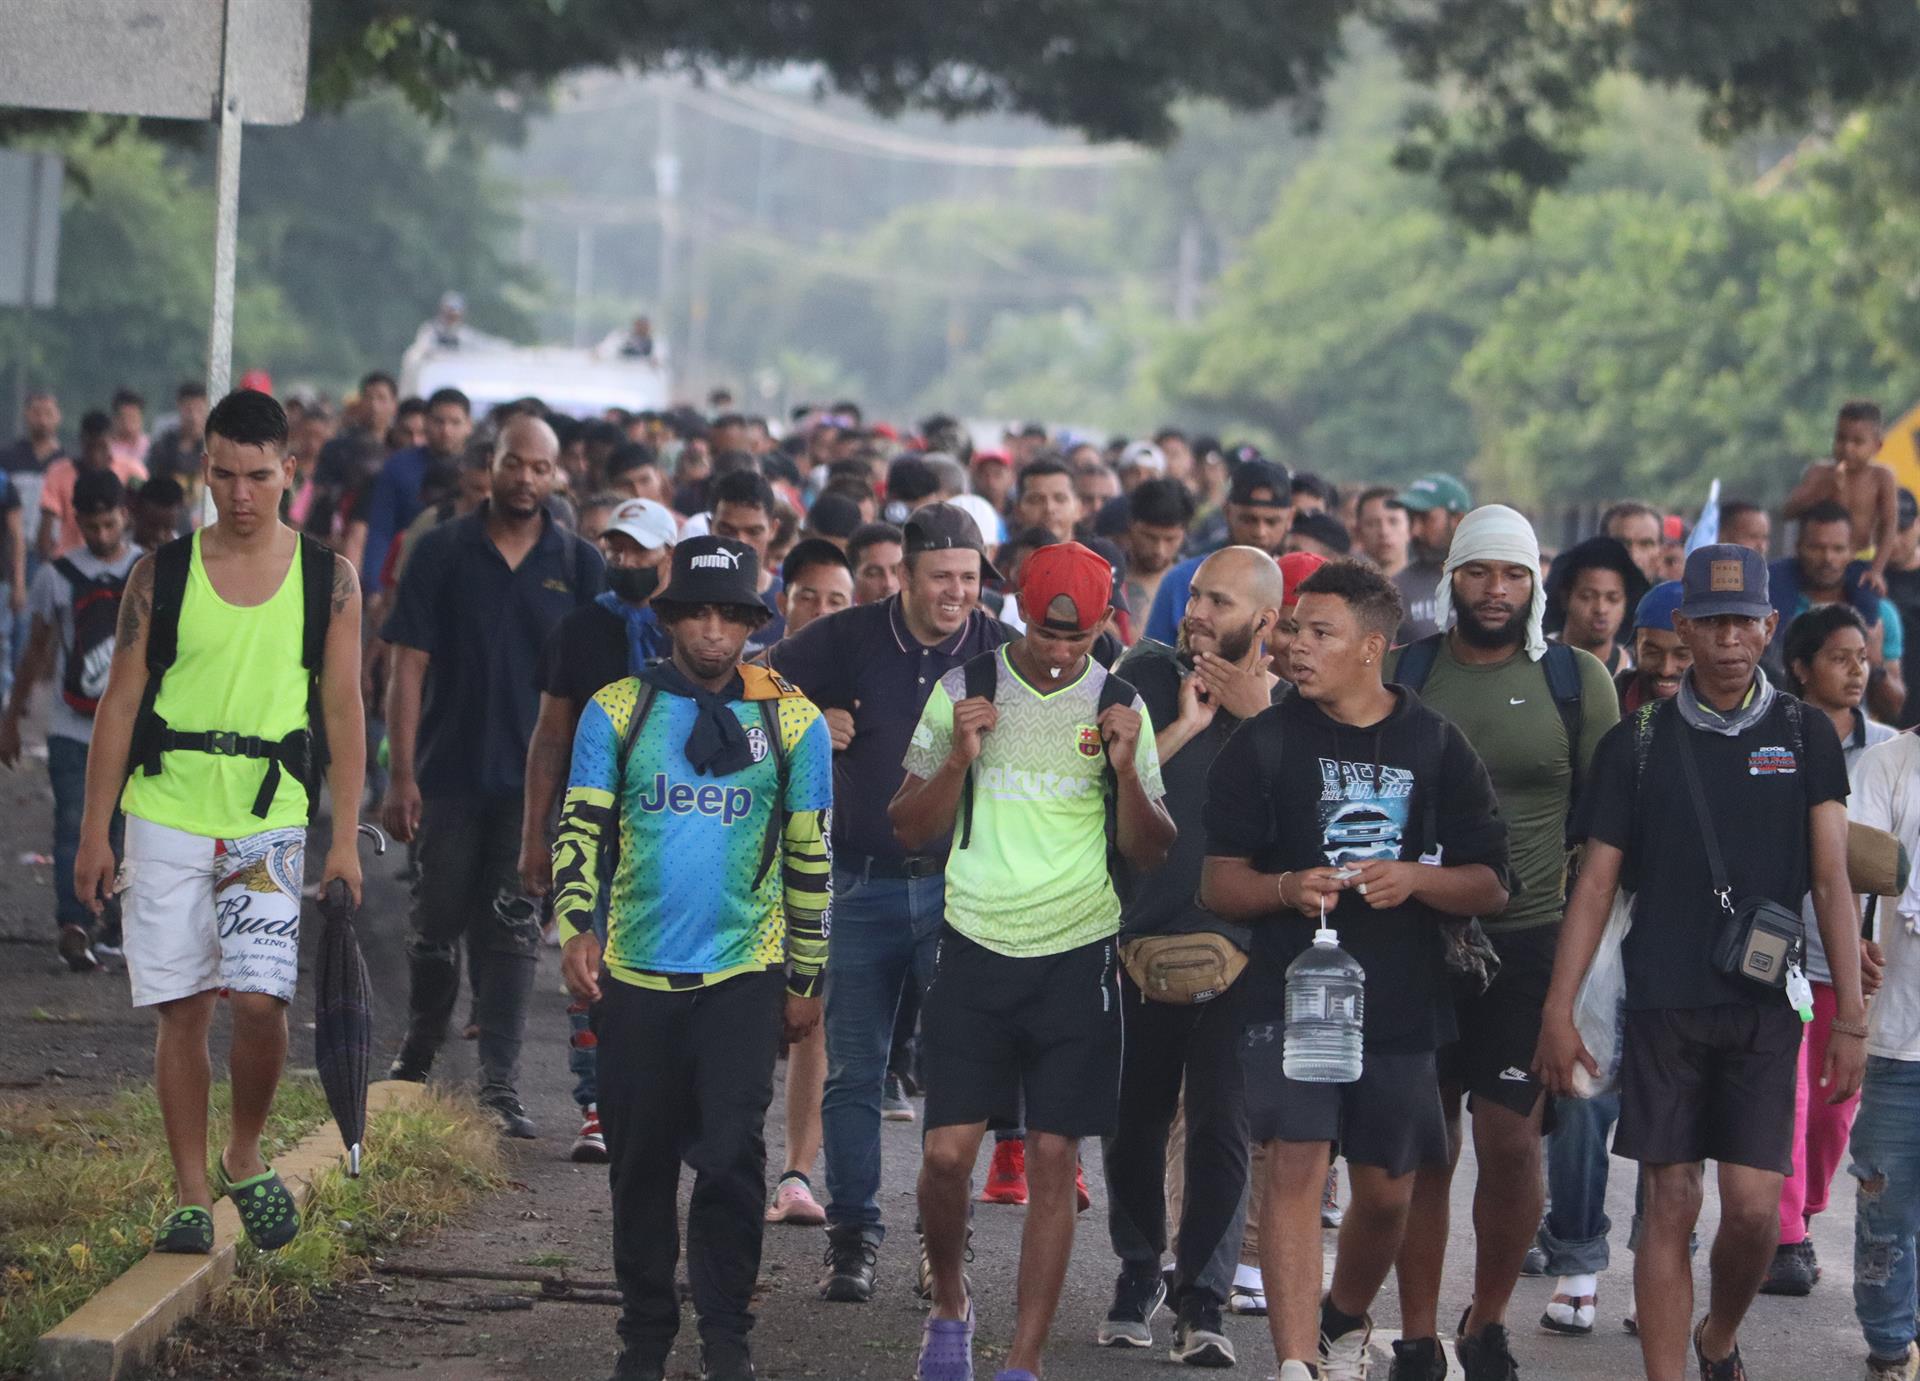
[207,0,245,400]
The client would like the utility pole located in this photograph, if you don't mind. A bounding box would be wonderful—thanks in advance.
[652,84,681,363]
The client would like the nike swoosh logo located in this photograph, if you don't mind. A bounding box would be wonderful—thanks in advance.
[1498,1066,1532,1082]
[1509,697,1527,705]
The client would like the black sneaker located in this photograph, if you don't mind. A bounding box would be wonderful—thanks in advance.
[1169,1294,1236,1367]
[820,1225,878,1302]
[701,1337,755,1381]
[1759,1240,1816,1297]
[387,1048,431,1083]
[479,1085,537,1139]
[608,1354,665,1381]
[1388,1336,1449,1380]
[58,924,99,973]
[1097,1264,1168,1348]
[1457,1321,1519,1381]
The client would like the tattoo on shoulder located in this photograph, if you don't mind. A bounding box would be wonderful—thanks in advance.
[117,558,153,646]
[330,554,358,615]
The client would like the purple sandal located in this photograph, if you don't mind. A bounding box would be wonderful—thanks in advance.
[915,1304,975,1381]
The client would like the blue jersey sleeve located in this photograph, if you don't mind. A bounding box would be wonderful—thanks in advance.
[785,705,835,814]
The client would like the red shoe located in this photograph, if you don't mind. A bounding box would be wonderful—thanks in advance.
[980,1139,1028,1205]
[1076,1163,1091,1213]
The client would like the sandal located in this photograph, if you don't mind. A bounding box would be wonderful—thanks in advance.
[214,1159,301,1251]
[154,1205,215,1254]
[1542,1274,1598,1335]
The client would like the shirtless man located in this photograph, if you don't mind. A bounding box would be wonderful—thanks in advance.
[1786,400,1897,595]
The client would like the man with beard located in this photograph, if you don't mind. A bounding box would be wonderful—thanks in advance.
[1097,547,1286,1366]
[382,414,607,1137]
[1384,505,1620,1381]
[1144,459,1294,643]
[1618,581,1690,712]
[1392,474,1473,641]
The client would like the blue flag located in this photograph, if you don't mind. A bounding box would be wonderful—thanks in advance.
[1686,479,1721,553]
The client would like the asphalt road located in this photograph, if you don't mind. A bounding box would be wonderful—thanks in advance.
[0,749,1881,1380]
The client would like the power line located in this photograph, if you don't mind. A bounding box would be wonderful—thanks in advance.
[557,78,1147,170]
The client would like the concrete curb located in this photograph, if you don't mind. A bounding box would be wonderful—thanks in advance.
[32,1079,430,1381]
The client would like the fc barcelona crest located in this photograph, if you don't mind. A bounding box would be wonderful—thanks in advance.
[1076,724,1103,759]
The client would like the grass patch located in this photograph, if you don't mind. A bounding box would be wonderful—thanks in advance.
[0,1078,331,1376]
[211,1089,504,1329]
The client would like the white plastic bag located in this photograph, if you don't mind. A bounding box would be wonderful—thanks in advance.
[1569,891,1633,1098]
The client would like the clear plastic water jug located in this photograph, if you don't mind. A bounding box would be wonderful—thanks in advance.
[1283,911,1365,1084]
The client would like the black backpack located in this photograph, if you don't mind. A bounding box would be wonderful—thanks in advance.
[51,557,130,716]
[129,534,336,821]
[952,649,1140,900]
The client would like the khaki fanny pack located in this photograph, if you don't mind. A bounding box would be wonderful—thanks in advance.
[1120,932,1247,1005]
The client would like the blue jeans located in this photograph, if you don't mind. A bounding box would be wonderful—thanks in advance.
[48,734,121,937]
[1540,1092,1619,1275]
[1852,1056,1920,1361]
[821,866,944,1239]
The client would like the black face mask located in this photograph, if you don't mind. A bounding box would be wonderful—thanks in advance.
[608,564,662,605]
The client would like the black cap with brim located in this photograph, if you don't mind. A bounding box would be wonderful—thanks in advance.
[904,501,1003,584]
[651,535,767,616]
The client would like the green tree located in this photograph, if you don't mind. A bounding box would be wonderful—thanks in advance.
[2,132,302,416]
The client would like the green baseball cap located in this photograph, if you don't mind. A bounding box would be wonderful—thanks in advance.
[1397,473,1473,515]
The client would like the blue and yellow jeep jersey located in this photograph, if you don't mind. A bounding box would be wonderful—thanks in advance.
[551,665,834,995]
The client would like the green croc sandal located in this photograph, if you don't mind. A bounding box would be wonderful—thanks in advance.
[154,1205,215,1254]
[215,1160,301,1251]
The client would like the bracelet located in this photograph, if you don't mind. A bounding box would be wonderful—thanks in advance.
[1830,1017,1871,1040]
[1275,871,1293,910]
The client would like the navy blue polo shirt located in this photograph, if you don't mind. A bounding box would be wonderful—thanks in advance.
[383,504,607,798]
[770,596,1012,862]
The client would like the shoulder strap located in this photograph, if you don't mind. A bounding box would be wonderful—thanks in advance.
[752,698,792,889]
[50,556,83,587]
[1672,721,1732,904]
[1541,642,1587,826]
[1391,633,1444,692]
[956,650,1001,851]
[614,681,658,774]
[145,535,195,676]
[299,536,334,674]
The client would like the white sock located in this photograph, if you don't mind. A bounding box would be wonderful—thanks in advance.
[1234,1263,1264,1292]
[1558,1273,1597,1298]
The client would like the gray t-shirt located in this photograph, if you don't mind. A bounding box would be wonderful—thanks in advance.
[1393,560,1443,642]
[29,544,141,745]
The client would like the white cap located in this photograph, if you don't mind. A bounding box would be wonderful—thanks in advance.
[1119,441,1166,474]
[604,497,678,550]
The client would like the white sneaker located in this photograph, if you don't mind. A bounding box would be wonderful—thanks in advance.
[1866,1342,1920,1380]
[1320,1315,1373,1381]
[1278,1362,1319,1381]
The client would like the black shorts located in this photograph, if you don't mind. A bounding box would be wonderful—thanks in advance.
[1614,1003,1803,1173]
[1241,1021,1453,1178]
[920,927,1123,1139]
[1436,922,1557,1125]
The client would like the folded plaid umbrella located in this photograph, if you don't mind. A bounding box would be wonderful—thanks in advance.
[313,826,383,1176]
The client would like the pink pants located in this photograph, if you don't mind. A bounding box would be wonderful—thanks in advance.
[1779,982,1862,1245]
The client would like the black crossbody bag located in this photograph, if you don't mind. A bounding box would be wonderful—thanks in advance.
[1672,723,1805,990]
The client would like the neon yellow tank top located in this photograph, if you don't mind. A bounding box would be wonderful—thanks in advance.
[121,533,312,837]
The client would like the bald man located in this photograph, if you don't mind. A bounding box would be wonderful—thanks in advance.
[1098,547,1286,1364]
[381,412,609,1137]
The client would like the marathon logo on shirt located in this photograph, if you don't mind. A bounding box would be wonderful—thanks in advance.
[691,549,743,570]
[1747,746,1798,777]
[635,773,757,824]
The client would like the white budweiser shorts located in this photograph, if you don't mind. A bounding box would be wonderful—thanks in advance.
[119,816,306,1007]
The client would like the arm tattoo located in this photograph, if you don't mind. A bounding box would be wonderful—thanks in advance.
[116,559,152,647]
[330,552,359,615]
